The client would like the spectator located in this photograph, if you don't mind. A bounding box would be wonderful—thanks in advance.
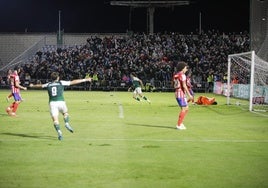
[19,30,250,91]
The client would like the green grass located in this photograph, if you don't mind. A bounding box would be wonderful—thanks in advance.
[0,90,268,188]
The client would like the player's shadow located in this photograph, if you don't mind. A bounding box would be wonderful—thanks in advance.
[0,113,8,117]
[126,123,176,130]
[1,132,55,140]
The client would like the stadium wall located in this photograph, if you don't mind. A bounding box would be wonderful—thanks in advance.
[0,33,55,66]
[0,33,126,67]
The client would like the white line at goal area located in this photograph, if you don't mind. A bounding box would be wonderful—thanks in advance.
[226,51,268,115]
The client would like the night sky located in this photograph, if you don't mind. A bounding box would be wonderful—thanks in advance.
[0,0,250,33]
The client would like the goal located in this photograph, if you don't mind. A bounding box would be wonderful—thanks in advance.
[226,51,268,114]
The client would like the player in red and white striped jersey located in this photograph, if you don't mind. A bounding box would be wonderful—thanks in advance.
[6,67,27,116]
[173,62,193,130]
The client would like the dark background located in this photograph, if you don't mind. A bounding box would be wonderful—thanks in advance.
[0,0,250,33]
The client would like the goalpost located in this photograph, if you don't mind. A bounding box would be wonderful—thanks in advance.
[226,51,268,114]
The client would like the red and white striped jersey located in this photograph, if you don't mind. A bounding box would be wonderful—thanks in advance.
[173,71,186,98]
[11,73,20,94]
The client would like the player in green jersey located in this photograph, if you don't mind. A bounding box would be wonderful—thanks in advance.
[128,72,150,103]
[30,72,92,140]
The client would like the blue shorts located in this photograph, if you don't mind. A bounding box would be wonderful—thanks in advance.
[13,93,22,101]
[176,97,188,107]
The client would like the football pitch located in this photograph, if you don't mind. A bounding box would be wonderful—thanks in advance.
[0,90,268,188]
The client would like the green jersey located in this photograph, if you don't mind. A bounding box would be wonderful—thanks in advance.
[42,81,71,102]
[132,77,141,89]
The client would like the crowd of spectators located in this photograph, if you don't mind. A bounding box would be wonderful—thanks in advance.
[14,30,250,90]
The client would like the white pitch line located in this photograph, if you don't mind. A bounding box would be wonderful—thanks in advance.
[118,103,124,118]
[1,138,268,143]
[83,138,268,143]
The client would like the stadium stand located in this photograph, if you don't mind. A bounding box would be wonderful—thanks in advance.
[0,31,250,92]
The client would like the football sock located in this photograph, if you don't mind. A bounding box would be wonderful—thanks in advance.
[64,116,69,124]
[54,124,63,138]
[12,102,19,113]
[54,124,61,132]
[64,116,73,132]
[9,103,14,110]
[178,110,188,125]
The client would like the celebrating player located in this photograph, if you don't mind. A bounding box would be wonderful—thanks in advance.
[128,72,150,103]
[30,72,92,141]
[173,62,193,130]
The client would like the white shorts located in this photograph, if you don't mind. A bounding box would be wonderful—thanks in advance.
[134,87,142,95]
[49,101,68,117]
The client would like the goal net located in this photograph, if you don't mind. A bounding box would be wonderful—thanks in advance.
[226,51,268,115]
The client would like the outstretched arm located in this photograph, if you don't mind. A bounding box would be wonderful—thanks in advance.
[69,77,92,85]
[29,83,43,88]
